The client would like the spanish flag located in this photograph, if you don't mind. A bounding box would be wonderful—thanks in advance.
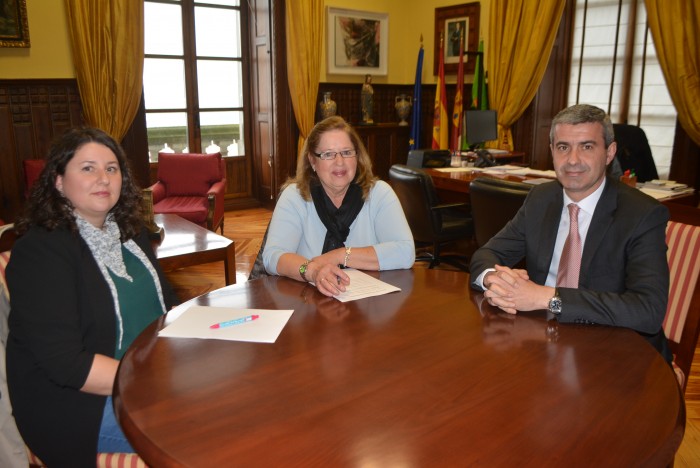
[451,28,465,151]
[432,33,448,150]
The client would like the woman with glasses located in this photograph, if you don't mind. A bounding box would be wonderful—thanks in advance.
[262,116,415,296]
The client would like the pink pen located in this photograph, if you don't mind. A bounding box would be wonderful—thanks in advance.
[209,314,259,329]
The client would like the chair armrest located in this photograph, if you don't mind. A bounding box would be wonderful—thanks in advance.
[206,180,226,198]
[431,202,468,211]
[149,181,167,203]
[206,179,226,231]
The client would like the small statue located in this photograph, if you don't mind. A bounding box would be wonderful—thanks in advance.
[361,74,374,124]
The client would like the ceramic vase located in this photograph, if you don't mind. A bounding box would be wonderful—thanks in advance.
[395,94,413,126]
[319,92,337,119]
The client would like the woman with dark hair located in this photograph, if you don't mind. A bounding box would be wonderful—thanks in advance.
[262,116,414,297]
[6,127,178,466]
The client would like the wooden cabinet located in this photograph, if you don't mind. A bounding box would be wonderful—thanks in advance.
[354,124,410,181]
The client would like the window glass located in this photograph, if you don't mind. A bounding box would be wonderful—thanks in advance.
[146,113,188,162]
[568,0,676,178]
[144,2,183,56]
[195,7,241,57]
[197,60,242,108]
[200,111,245,156]
[143,58,187,109]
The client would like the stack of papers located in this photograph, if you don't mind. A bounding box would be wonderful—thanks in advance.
[639,180,689,191]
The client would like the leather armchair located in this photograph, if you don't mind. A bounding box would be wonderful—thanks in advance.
[149,152,226,233]
[23,159,46,198]
[389,164,472,271]
[469,177,531,247]
[612,123,659,183]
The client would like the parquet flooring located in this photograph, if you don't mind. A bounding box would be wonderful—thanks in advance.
[163,207,700,466]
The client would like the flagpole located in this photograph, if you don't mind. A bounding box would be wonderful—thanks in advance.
[409,35,424,151]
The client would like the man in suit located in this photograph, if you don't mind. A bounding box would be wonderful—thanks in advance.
[470,104,671,361]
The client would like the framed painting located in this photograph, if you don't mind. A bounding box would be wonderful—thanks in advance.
[433,2,480,75]
[327,7,388,76]
[0,0,30,48]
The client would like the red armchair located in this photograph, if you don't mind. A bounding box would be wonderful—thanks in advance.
[149,152,226,233]
[23,159,46,198]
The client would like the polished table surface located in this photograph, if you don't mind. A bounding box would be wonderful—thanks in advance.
[153,213,236,285]
[115,269,684,466]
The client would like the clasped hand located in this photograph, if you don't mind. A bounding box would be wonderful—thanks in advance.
[309,254,350,297]
[483,265,550,314]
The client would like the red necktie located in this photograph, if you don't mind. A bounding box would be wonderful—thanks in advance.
[557,203,581,288]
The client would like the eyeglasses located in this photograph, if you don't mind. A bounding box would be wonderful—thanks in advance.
[314,149,357,160]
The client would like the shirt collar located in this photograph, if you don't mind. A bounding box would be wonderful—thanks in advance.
[563,177,606,215]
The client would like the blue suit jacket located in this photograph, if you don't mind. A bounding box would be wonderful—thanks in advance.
[470,177,671,361]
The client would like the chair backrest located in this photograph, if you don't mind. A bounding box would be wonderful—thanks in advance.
[469,177,531,247]
[23,159,46,198]
[157,152,224,196]
[663,219,700,388]
[612,123,659,183]
[388,164,442,241]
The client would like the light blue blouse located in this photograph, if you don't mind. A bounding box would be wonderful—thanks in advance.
[263,180,415,274]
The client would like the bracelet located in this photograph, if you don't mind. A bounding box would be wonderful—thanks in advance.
[343,246,352,268]
[299,260,311,282]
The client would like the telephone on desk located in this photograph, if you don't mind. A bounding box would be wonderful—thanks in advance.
[473,149,497,168]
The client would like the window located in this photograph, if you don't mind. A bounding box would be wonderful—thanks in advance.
[568,0,676,178]
[143,0,245,161]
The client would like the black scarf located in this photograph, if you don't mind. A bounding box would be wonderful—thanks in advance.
[310,182,364,254]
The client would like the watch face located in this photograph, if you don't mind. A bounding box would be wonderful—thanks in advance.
[549,297,562,314]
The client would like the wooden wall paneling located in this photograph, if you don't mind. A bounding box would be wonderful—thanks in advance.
[355,124,410,181]
[670,121,700,191]
[0,79,85,222]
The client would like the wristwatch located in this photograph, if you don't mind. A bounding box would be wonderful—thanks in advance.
[299,260,311,282]
[548,289,562,315]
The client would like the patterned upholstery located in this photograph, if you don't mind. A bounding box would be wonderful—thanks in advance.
[28,449,148,468]
[663,221,700,390]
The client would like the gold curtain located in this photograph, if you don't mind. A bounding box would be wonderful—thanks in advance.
[286,0,324,159]
[487,0,565,150]
[645,0,700,145]
[64,0,144,141]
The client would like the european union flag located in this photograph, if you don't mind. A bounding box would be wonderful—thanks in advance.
[409,45,424,151]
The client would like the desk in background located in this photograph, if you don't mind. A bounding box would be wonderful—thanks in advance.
[115,269,683,466]
[428,167,697,206]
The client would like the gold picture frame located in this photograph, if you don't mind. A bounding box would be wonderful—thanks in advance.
[433,2,480,75]
[0,0,30,48]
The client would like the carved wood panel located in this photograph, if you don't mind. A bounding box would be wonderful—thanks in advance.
[0,79,84,222]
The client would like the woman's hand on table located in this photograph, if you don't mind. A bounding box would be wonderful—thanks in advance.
[310,261,350,297]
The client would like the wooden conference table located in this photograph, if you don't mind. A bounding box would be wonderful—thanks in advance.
[115,269,684,466]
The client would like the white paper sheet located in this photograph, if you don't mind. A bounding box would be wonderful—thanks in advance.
[158,306,293,342]
[333,269,401,302]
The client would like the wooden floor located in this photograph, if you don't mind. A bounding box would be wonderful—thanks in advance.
[163,207,700,466]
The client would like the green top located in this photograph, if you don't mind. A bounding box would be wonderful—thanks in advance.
[109,246,163,359]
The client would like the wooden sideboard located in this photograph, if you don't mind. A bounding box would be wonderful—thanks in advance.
[354,123,410,181]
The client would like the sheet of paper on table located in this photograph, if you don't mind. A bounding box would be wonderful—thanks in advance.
[640,187,695,200]
[158,306,294,342]
[334,269,401,303]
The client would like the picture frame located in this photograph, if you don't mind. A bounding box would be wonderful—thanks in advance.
[326,7,388,76]
[433,2,480,75]
[0,0,30,48]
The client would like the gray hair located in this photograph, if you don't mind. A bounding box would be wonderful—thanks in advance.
[549,104,615,147]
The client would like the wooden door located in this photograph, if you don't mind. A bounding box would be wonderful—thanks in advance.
[249,0,275,202]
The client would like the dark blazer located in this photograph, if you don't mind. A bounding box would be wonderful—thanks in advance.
[470,177,671,361]
[6,226,177,468]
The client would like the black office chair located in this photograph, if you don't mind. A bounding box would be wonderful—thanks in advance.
[469,177,532,247]
[389,164,472,271]
[612,123,659,183]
